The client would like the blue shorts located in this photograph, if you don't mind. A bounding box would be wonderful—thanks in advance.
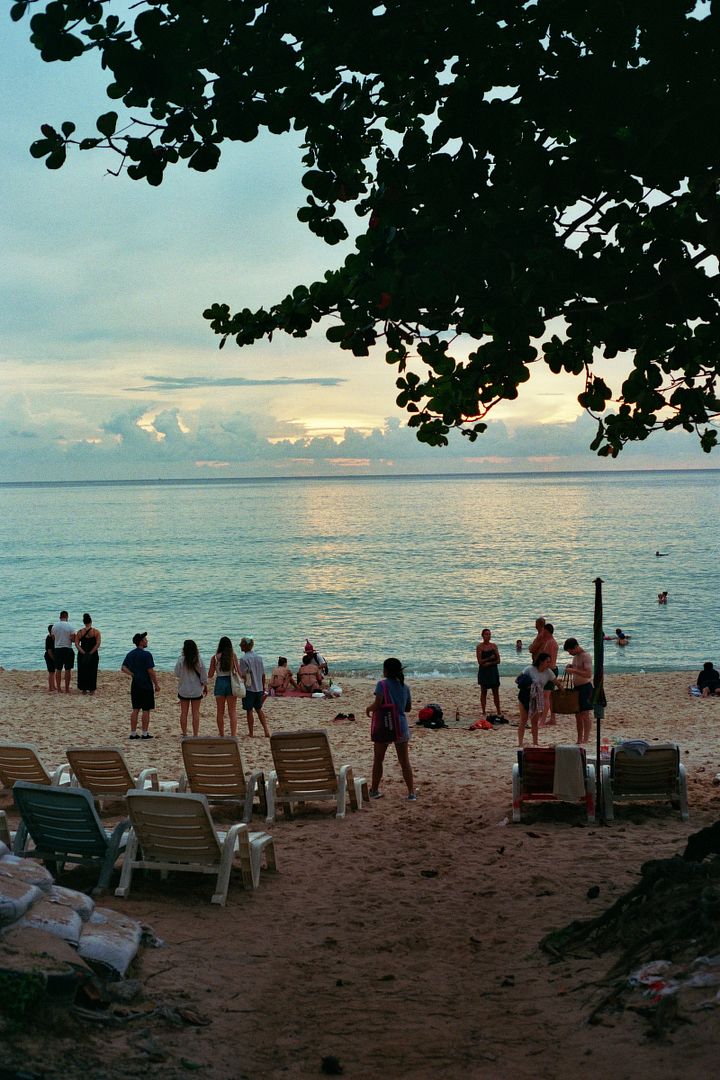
[214,675,233,697]
[243,690,264,712]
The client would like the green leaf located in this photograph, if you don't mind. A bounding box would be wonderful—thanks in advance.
[96,112,118,137]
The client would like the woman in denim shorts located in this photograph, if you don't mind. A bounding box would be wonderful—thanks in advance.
[208,636,242,737]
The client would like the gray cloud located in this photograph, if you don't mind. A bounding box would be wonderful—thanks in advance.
[132,374,346,391]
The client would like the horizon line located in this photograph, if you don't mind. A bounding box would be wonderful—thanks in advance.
[1,466,718,488]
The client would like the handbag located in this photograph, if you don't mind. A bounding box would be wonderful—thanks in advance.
[370,679,400,743]
[552,672,580,714]
[230,668,246,698]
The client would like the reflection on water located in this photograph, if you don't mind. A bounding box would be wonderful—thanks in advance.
[0,472,717,676]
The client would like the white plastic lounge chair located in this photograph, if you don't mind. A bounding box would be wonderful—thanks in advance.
[66,746,177,808]
[512,746,596,823]
[12,780,129,896]
[179,737,266,823]
[0,742,71,794]
[115,790,277,906]
[266,729,368,824]
[601,742,689,821]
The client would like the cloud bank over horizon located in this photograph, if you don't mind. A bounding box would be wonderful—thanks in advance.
[1,26,718,484]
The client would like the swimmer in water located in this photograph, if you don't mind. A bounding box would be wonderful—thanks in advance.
[655,550,669,557]
[657,591,668,604]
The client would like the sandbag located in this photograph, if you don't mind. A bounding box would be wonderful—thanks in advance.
[17,894,85,946]
[78,908,144,977]
[0,873,45,927]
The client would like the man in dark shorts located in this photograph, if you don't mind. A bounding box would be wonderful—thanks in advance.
[121,632,160,739]
[238,636,270,737]
[51,610,76,693]
[563,637,594,745]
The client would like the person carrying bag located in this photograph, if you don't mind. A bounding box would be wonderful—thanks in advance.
[365,658,416,801]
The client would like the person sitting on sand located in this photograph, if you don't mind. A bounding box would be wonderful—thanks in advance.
[268,657,297,695]
[304,638,329,676]
[697,662,720,697]
[297,652,325,693]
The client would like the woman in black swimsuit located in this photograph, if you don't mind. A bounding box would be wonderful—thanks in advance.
[76,612,101,694]
[476,628,502,717]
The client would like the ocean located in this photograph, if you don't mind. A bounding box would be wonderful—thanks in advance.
[0,471,717,679]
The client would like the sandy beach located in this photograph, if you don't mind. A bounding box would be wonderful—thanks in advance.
[1,667,719,1079]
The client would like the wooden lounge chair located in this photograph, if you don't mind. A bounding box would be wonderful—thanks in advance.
[512,746,596,823]
[601,742,689,821]
[0,742,71,794]
[66,746,177,808]
[11,780,130,896]
[266,729,368,824]
[179,737,266,823]
[115,790,277,906]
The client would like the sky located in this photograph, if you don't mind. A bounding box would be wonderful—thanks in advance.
[1,14,718,482]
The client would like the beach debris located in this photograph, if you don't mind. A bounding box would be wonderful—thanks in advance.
[586,885,600,899]
[540,825,720,1030]
[136,1031,168,1061]
[320,1055,344,1075]
[420,869,438,878]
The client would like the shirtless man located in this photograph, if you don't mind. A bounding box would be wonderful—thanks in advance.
[563,637,593,745]
[528,617,550,662]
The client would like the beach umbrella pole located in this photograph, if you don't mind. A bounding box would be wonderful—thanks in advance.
[592,577,607,821]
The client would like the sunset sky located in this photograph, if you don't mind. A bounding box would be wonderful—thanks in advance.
[2,18,717,482]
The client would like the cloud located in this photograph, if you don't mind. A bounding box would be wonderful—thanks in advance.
[134,374,346,391]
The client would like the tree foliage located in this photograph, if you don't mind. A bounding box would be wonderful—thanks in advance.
[13,0,720,454]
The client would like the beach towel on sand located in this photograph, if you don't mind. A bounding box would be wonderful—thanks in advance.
[552,745,585,800]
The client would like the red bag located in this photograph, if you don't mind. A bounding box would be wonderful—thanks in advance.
[371,679,399,743]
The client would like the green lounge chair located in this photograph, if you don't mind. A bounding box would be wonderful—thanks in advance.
[12,780,130,896]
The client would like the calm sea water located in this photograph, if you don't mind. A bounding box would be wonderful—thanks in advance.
[0,472,717,678]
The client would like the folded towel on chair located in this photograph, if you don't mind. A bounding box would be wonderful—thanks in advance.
[553,745,586,800]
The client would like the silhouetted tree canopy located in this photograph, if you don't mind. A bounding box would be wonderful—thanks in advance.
[13,0,720,454]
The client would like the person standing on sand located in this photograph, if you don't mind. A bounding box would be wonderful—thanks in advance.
[516,653,557,748]
[239,636,270,737]
[366,657,416,801]
[563,637,594,745]
[528,617,550,662]
[174,639,208,736]
[541,622,559,726]
[50,611,76,693]
[43,624,55,693]
[121,631,160,740]
[76,613,101,695]
[476,628,502,717]
[208,636,241,737]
